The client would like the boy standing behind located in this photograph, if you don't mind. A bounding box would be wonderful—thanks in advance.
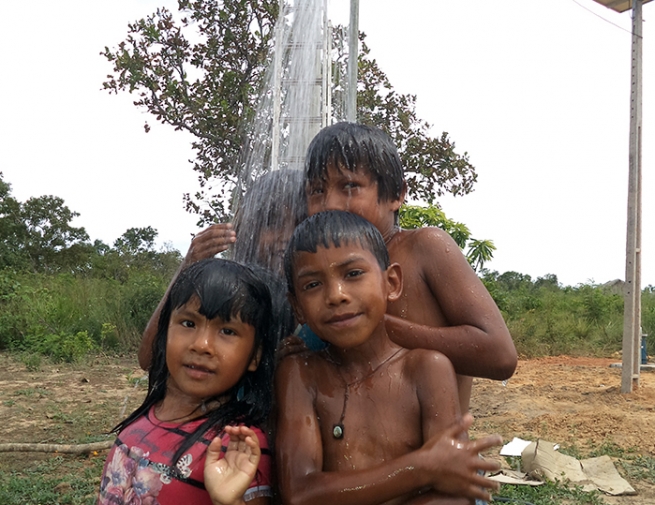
[277,211,502,505]
[303,123,517,411]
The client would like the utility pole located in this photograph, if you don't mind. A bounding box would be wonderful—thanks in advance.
[346,0,359,122]
[592,0,651,392]
[622,0,643,392]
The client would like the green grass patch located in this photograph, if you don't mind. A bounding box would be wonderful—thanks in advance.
[495,480,607,505]
[0,456,104,505]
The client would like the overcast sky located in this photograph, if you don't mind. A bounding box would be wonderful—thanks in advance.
[1,0,653,287]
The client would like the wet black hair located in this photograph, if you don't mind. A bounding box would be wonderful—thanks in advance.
[304,122,405,202]
[232,168,307,272]
[112,258,275,467]
[284,210,390,295]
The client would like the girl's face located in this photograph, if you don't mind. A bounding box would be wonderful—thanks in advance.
[165,296,260,405]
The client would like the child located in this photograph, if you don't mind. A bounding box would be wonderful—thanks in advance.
[100,259,274,505]
[303,122,517,412]
[277,210,502,505]
[139,168,305,370]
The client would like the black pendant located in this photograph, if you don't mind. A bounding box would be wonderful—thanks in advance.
[332,424,344,439]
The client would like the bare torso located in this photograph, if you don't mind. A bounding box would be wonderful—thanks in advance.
[301,348,463,505]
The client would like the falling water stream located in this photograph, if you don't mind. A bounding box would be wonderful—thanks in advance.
[230,0,349,275]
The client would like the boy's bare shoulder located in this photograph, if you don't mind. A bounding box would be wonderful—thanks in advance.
[395,226,457,249]
[276,351,329,386]
[400,347,456,379]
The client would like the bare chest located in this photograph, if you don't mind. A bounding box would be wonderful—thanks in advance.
[314,373,423,472]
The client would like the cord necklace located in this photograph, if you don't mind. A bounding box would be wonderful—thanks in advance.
[328,347,404,439]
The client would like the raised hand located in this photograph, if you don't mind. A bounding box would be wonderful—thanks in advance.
[185,223,236,265]
[275,335,308,363]
[204,426,261,505]
[419,414,502,502]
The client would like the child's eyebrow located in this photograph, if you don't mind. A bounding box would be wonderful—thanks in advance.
[296,255,369,278]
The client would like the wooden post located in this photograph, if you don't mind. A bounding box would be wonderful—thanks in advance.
[621,0,643,393]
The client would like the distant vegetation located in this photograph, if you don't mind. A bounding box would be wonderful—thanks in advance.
[482,270,655,358]
[0,172,181,365]
[2,171,654,363]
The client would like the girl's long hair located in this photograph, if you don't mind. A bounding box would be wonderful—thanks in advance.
[113,258,276,466]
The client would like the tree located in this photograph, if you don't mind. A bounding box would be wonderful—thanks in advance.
[0,173,28,270]
[113,226,158,256]
[102,0,279,222]
[0,173,92,273]
[354,34,476,204]
[102,1,477,223]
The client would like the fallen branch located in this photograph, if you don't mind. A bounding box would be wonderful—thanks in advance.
[0,439,115,454]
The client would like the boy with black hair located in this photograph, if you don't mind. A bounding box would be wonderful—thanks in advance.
[276,210,502,505]
[303,122,517,411]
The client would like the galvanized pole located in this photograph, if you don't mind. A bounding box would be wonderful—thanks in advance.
[621,0,643,393]
[346,0,359,122]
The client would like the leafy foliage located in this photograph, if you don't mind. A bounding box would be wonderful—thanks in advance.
[477,270,655,358]
[355,36,476,203]
[0,174,182,355]
[102,0,279,222]
[102,1,477,222]
[0,173,91,273]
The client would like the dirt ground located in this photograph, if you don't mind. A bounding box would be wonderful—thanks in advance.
[1,353,654,503]
[470,356,655,504]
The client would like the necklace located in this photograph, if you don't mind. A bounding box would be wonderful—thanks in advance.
[328,348,404,439]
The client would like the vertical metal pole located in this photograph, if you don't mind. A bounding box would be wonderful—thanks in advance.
[271,1,285,171]
[322,1,331,128]
[621,0,643,393]
[346,0,359,122]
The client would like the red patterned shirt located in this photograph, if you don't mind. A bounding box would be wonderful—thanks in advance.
[98,406,272,505]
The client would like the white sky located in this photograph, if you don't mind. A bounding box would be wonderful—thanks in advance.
[0,0,653,287]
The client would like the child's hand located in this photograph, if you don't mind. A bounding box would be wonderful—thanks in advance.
[204,425,261,505]
[276,335,308,363]
[185,223,236,265]
[420,414,502,502]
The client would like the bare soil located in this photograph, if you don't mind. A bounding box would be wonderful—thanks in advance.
[470,356,655,504]
[1,353,654,503]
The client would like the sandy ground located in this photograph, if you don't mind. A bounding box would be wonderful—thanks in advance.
[1,353,654,503]
[469,356,655,504]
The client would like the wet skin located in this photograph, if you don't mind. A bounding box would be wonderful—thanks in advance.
[277,243,500,505]
[157,297,260,423]
[306,163,517,411]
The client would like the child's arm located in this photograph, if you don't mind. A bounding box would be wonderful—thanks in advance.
[413,351,501,502]
[275,356,501,505]
[204,425,268,505]
[385,227,517,380]
[138,223,236,370]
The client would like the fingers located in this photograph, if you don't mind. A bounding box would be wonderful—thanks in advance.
[186,223,236,263]
[206,436,224,465]
[470,434,503,453]
[223,425,261,460]
[276,335,308,362]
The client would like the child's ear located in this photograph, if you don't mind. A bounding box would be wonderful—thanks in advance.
[287,292,306,324]
[385,263,403,302]
[248,346,263,372]
[390,182,407,213]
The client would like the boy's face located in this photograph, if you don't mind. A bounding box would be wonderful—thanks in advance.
[290,242,402,349]
[307,163,403,241]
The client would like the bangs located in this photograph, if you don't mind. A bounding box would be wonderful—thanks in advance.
[169,260,270,331]
[285,211,389,294]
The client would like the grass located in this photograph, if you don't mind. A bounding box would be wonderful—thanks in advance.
[0,456,105,505]
[495,481,607,505]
